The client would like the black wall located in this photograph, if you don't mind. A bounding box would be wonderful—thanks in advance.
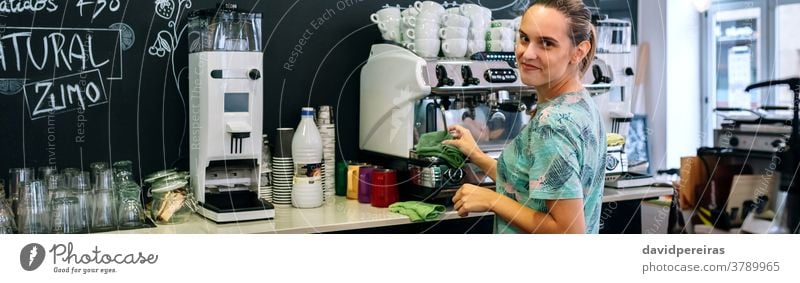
[0,0,634,181]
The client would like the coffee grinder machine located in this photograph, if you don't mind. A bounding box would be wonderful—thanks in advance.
[359,44,540,202]
[187,3,274,222]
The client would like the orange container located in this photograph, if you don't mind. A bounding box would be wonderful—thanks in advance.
[346,164,368,200]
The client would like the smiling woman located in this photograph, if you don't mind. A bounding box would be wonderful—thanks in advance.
[443,0,605,234]
[515,0,596,97]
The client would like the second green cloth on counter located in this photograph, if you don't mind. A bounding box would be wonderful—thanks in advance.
[415,131,466,168]
[388,201,446,222]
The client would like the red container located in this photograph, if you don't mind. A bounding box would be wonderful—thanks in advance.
[371,169,399,208]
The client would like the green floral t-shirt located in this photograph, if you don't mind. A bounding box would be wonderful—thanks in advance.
[495,90,606,233]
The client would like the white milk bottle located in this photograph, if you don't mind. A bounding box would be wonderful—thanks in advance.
[291,107,323,208]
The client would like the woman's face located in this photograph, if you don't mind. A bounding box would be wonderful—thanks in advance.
[515,5,580,87]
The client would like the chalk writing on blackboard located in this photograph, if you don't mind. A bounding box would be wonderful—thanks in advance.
[147,0,191,58]
[24,69,107,120]
[108,22,135,51]
[0,27,122,78]
[1,26,122,120]
[0,0,122,17]
[146,0,193,158]
[145,0,192,105]
[155,0,176,19]
[74,0,121,20]
[0,78,25,95]
[149,30,172,57]
[0,0,58,13]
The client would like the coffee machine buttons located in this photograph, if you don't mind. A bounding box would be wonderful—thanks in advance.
[484,69,517,83]
[460,65,480,86]
[469,52,517,67]
[435,65,455,87]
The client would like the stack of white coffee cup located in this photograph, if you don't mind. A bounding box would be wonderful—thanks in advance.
[399,5,418,45]
[438,12,470,57]
[403,1,445,57]
[373,1,500,57]
[370,6,402,43]
[458,3,491,56]
[487,19,517,52]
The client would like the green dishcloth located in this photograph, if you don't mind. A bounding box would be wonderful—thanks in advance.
[415,131,466,168]
[388,201,446,222]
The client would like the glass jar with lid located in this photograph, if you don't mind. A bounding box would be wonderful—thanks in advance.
[146,170,195,225]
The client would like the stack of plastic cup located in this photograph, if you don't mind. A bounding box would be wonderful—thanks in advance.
[271,128,295,206]
[317,105,336,201]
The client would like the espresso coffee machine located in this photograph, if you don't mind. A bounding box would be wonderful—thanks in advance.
[743,78,800,233]
[187,4,274,222]
[585,51,655,186]
[359,44,539,202]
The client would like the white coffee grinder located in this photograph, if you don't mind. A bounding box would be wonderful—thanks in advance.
[188,3,273,222]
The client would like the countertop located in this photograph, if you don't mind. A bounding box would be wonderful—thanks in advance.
[110,187,672,234]
[111,196,492,234]
[602,186,674,203]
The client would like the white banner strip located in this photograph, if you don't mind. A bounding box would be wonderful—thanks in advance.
[1,234,798,282]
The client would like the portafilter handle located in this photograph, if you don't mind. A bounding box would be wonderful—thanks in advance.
[713,107,764,118]
[744,77,800,92]
[745,77,800,143]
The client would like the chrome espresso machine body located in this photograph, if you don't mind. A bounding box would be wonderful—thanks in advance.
[187,4,273,222]
[742,78,800,233]
[359,44,536,202]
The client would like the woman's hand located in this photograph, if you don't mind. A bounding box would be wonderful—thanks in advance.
[452,184,501,217]
[443,124,498,181]
[442,125,482,159]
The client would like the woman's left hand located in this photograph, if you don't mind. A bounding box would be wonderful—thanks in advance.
[452,184,501,217]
